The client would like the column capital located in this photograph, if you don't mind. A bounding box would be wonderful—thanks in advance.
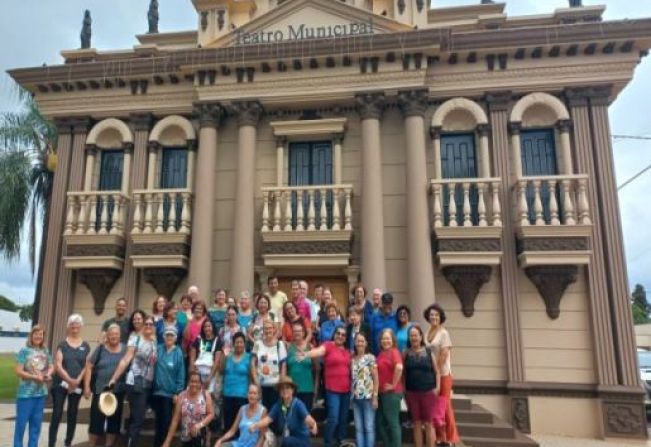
[397,89,429,117]
[232,101,263,127]
[193,102,224,128]
[123,142,134,154]
[333,133,344,145]
[275,136,287,147]
[85,144,98,156]
[564,85,613,107]
[187,139,198,151]
[53,118,73,134]
[429,126,442,140]
[130,113,154,132]
[355,92,386,120]
[476,123,491,137]
[557,119,573,133]
[508,122,522,135]
[484,91,512,112]
[70,116,93,135]
[147,141,161,153]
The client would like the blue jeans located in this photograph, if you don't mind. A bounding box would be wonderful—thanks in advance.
[324,390,350,447]
[352,398,375,447]
[14,396,45,447]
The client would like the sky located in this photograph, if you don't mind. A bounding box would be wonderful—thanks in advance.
[0,0,650,306]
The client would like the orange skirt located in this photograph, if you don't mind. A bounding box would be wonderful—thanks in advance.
[433,374,460,443]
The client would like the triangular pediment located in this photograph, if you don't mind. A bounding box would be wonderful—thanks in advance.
[208,0,413,48]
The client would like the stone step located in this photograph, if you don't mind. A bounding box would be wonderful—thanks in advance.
[455,405,495,424]
[461,431,540,447]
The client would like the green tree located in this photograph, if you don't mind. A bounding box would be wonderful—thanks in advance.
[0,294,18,312]
[631,283,651,325]
[18,304,33,323]
[0,89,57,325]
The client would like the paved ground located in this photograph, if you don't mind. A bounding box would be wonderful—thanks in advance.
[2,403,651,447]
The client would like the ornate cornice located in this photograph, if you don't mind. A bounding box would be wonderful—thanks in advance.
[130,112,154,132]
[564,85,614,107]
[232,101,263,127]
[355,92,386,120]
[70,116,93,135]
[193,102,224,128]
[397,89,429,117]
[53,118,73,135]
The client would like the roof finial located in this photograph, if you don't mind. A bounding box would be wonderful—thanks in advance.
[148,0,159,34]
[80,10,92,49]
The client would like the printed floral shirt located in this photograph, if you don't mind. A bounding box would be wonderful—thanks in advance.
[16,346,52,398]
[351,353,376,400]
[179,390,207,441]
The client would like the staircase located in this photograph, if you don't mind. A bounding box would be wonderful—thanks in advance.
[45,395,538,446]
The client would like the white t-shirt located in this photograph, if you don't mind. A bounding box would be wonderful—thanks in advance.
[252,340,287,387]
[427,328,452,376]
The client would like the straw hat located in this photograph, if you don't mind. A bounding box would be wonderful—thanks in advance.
[99,391,118,416]
[275,376,298,392]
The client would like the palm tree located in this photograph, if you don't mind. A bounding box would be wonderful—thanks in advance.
[0,89,57,324]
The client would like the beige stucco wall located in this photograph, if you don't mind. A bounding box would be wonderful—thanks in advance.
[518,267,597,384]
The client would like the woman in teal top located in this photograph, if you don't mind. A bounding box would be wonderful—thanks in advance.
[215,384,266,447]
[14,325,54,447]
[287,321,319,411]
[220,332,253,434]
[396,305,415,353]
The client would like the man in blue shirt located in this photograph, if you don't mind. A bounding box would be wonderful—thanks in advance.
[249,377,318,446]
[370,292,399,354]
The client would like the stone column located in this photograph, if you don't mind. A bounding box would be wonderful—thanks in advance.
[276,137,285,186]
[83,146,96,191]
[588,88,639,387]
[123,113,153,311]
[398,90,436,324]
[485,92,526,384]
[430,127,442,179]
[557,119,574,175]
[230,101,263,296]
[37,120,74,342]
[333,134,343,185]
[51,117,93,346]
[477,124,491,178]
[355,93,387,291]
[190,103,223,297]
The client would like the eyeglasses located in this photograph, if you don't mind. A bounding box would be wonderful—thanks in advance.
[143,322,154,327]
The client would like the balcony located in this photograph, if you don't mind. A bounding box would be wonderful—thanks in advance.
[430,178,503,317]
[63,191,130,270]
[63,191,130,314]
[513,174,592,319]
[260,184,353,268]
[130,189,193,299]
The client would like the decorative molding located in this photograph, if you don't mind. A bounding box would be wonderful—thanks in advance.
[131,242,189,257]
[429,126,442,139]
[70,117,93,134]
[201,11,208,32]
[524,265,579,319]
[557,119,573,132]
[397,89,429,117]
[66,243,125,258]
[263,240,352,255]
[565,85,614,107]
[508,122,522,134]
[217,10,225,31]
[441,265,492,317]
[517,237,589,252]
[484,91,512,111]
[416,0,425,13]
[123,142,134,154]
[397,0,406,15]
[511,396,531,434]
[193,102,224,128]
[77,268,121,315]
[143,267,187,299]
[147,141,160,153]
[53,118,73,134]
[437,238,501,252]
[476,123,491,137]
[130,112,154,132]
[232,101,263,127]
[355,92,386,120]
[602,400,647,438]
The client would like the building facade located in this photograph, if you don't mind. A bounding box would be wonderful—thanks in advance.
[9,0,651,441]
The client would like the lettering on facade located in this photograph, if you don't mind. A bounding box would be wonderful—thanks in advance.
[235,19,374,45]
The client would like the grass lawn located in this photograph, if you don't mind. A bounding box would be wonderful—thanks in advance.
[0,354,17,402]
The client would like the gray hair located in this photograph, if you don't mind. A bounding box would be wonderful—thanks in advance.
[67,313,84,327]
[106,323,121,333]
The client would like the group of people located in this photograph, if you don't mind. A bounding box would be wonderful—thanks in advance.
[13,278,459,447]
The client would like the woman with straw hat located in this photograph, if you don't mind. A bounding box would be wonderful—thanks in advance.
[83,323,126,447]
[249,376,318,446]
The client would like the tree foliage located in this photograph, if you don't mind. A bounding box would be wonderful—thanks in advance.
[18,304,33,323]
[0,294,19,312]
[631,283,651,325]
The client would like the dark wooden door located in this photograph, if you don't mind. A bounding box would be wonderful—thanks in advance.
[289,142,333,228]
[521,129,558,224]
[440,133,479,225]
[160,148,188,230]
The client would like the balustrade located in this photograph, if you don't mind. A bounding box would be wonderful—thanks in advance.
[131,189,192,235]
[513,175,591,227]
[64,191,130,236]
[260,184,353,233]
[430,178,502,228]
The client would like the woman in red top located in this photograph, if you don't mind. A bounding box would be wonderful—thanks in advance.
[183,301,207,354]
[298,326,351,447]
[281,301,312,343]
[376,328,404,447]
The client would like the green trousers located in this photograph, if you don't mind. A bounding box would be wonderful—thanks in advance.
[377,392,402,447]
